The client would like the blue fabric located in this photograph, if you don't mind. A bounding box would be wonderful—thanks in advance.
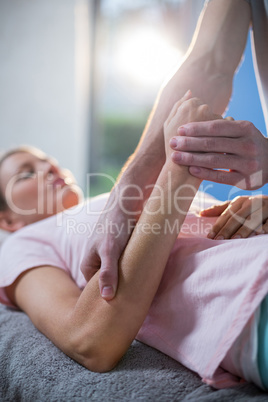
[258,295,268,390]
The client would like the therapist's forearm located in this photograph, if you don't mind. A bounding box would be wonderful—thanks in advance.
[114,0,250,202]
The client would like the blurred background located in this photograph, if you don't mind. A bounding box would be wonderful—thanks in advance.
[0,0,267,200]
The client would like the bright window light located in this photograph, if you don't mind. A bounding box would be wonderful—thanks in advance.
[114,27,183,88]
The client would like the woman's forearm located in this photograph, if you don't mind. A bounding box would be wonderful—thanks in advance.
[116,164,200,319]
[69,94,222,372]
[70,163,200,372]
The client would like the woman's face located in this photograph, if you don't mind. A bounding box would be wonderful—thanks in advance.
[0,150,83,227]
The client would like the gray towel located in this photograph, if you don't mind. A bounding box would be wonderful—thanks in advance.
[0,304,266,401]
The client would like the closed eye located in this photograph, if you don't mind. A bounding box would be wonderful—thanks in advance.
[16,171,36,181]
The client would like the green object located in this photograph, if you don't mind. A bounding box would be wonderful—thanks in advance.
[258,295,268,390]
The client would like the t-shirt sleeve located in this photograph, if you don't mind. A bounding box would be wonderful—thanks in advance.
[0,230,68,308]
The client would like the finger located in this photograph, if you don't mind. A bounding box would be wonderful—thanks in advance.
[165,90,192,127]
[214,218,245,239]
[172,151,241,171]
[200,202,230,217]
[259,219,268,234]
[170,136,239,154]
[185,166,245,188]
[178,119,243,138]
[231,208,268,239]
[243,199,268,236]
[207,200,244,239]
[212,197,265,239]
[99,256,119,300]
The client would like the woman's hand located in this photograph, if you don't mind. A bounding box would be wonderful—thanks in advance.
[164,93,222,160]
[200,195,268,240]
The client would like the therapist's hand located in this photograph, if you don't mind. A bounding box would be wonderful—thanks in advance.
[200,195,268,240]
[165,93,222,163]
[80,191,140,301]
[169,119,268,190]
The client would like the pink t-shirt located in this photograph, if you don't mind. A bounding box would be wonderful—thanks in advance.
[0,192,268,389]
[0,194,110,304]
[0,191,217,303]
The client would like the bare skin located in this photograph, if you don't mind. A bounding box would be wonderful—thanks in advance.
[170,120,268,190]
[200,195,268,240]
[4,96,222,372]
[0,150,82,231]
[170,0,268,190]
[80,0,251,300]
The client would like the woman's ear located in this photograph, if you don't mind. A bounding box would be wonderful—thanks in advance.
[0,210,25,233]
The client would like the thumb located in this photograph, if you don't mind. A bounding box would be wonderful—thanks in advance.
[99,256,119,301]
[199,201,230,217]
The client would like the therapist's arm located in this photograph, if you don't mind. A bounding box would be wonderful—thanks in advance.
[81,0,251,300]
[169,2,268,189]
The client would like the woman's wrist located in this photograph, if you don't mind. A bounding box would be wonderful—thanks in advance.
[163,158,202,187]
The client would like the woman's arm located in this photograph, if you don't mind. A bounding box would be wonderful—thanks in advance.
[6,97,221,373]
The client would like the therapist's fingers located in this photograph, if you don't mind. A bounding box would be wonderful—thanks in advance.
[172,151,241,171]
[177,119,244,138]
[172,119,267,191]
[98,257,119,300]
[170,136,240,154]
[186,167,249,190]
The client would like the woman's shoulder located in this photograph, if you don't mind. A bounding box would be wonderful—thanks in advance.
[0,214,68,293]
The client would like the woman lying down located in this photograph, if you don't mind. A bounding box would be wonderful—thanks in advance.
[0,96,267,391]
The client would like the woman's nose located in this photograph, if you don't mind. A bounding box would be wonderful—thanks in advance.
[39,160,60,179]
